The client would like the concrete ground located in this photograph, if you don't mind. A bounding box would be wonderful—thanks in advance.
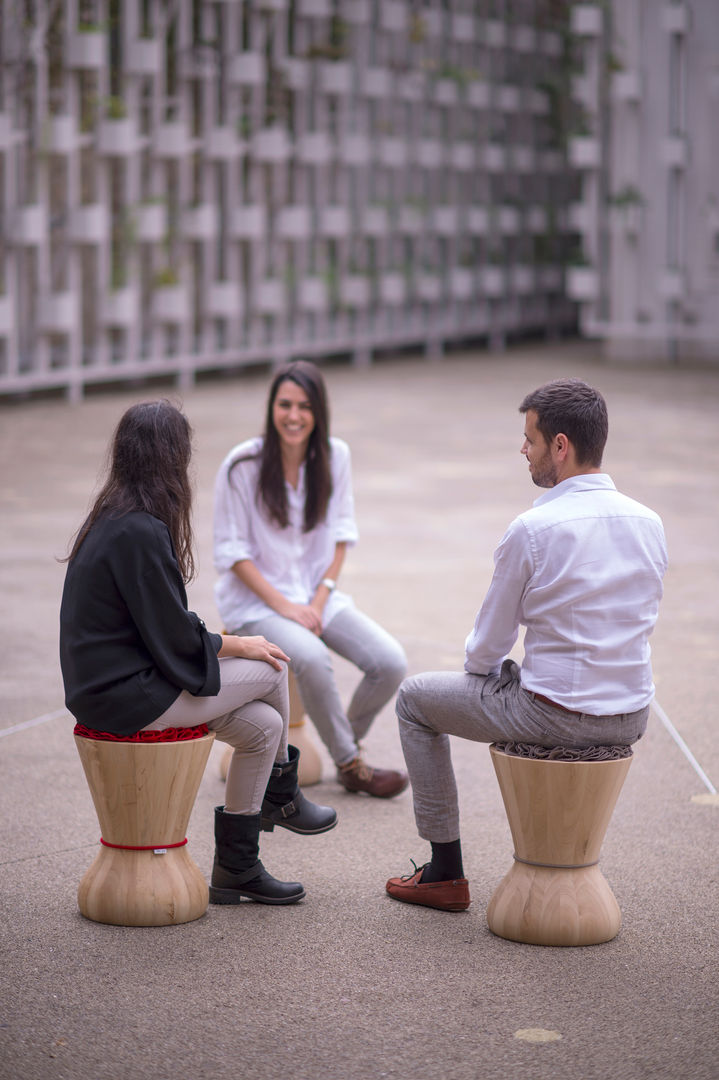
[1,340,717,1080]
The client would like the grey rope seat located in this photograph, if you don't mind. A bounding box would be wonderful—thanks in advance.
[492,741,633,762]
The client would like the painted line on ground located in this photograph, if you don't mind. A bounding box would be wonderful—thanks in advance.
[652,699,716,794]
[0,708,69,738]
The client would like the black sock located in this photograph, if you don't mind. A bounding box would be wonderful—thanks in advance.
[420,840,464,883]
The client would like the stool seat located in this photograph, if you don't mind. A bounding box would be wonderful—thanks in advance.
[75,730,214,927]
[486,744,633,947]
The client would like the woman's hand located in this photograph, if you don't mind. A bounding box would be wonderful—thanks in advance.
[231,560,323,634]
[278,600,323,635]
[309,594,327,626]
[219,634,290,670]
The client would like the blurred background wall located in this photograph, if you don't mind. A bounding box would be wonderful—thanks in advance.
[0,1,716,401]
[567,1,719,365]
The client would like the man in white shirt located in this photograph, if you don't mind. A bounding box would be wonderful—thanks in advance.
[386,378,668,913]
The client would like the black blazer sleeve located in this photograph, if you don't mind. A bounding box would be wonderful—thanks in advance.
[112,515,221,697]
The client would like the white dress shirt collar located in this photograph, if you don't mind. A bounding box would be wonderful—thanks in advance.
[533,472,615,507]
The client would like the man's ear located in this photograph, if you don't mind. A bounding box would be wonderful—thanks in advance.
[554,432,570,459]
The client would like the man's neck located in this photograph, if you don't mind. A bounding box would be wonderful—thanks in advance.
[552,462,602,486]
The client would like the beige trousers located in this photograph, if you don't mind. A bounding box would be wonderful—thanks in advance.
[143,657,289,814]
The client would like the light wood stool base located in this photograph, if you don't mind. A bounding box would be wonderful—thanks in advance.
[75,732,214,927]
[486,745,632,947]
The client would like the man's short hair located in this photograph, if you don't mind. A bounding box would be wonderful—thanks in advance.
[519,379,608,467]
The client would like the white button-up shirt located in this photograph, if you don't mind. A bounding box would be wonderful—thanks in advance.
[213,436,359,630]
[464,474,668,714]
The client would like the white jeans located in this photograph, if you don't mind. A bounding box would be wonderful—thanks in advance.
[397,659,649,843]
[233,606,407,767]
[143,657,289,815]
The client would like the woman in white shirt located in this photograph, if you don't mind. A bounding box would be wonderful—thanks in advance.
[213,360,408,799]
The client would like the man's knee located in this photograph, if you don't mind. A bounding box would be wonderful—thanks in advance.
[396,674,422,722]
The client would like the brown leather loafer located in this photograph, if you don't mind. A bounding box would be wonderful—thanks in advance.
[336,758,409,798]
[386,864,471,912]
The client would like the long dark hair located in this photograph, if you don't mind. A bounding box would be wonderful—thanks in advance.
[66,400,196,581]
[257,360,333,532]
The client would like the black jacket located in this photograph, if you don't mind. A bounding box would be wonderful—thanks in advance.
[60,511,222,735]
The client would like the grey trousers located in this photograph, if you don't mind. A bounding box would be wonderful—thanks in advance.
[143,657,289,815]
[234,606,407,767]
[397,659,650,844]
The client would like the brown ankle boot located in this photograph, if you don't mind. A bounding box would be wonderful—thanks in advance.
[336,757,409,798]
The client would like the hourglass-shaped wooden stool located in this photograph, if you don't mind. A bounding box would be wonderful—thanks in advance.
[486,743,633,947]
[74,724,215,927]
[219,670,323,787]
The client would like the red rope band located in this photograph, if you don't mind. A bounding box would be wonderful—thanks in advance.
[74,722,209,742]
[100,837,188,851]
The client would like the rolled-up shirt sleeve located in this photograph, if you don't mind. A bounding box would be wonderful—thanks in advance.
[464,518,533,676]
[330,439,359,545]
[213,446,257,573]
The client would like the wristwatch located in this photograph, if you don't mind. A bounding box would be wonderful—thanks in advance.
[321,577,336,592]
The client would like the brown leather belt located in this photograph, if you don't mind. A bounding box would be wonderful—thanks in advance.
[532,692,583,716]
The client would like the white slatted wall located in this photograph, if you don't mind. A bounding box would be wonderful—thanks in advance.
[0,0,576,399]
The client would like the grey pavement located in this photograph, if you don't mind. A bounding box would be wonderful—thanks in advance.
[1,340,717,1080]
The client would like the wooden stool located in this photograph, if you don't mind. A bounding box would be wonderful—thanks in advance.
[74,726,214,927]
[486,743,633,947]
[219,670,323,786]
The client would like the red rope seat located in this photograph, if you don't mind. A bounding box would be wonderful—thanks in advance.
[74,722,209,741]
[74,721,210,851]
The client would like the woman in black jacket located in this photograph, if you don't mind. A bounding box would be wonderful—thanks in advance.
[60,400,336,906]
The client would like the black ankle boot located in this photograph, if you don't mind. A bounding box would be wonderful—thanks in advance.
[209,806,305,905]
[261,745,338,835]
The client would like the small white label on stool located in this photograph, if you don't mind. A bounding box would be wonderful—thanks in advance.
[153,848,167,855]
